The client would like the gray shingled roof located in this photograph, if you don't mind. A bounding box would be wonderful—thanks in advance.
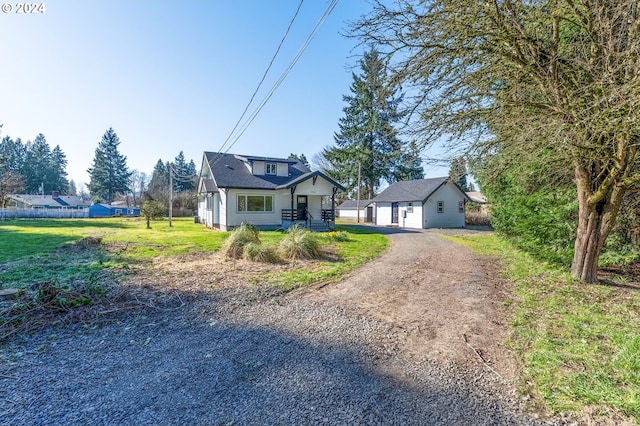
[466,191,486,204]
[203,152,345,191]
[9,194,90,208]
[276,170,345,191]
[372,177,457,203]
[200,178,218,193]
[204,152,308,189]
[337,199,373,210]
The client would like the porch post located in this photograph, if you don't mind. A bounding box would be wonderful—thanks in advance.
[332,187,337,229]
[290,186,296,224]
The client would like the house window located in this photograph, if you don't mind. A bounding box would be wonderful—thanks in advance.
[237,194,274,212]
[407,202,413,213]
[459,201,464,213]
[437,201,444,213]
[266,162,277,175]
[206,195,212,211]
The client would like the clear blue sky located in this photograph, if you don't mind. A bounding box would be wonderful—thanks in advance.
[0,0,449,189]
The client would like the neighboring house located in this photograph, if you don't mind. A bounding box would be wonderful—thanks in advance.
[88,204,140,218]
[197,152,345,231]
[7,192,91,210]
[465,191,486,205]
[336,199,376,223]
[372,177,469,229]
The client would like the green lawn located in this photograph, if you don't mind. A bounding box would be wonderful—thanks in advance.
[444,233,640,425]
[0,218,388,291]
[263,225,389,289]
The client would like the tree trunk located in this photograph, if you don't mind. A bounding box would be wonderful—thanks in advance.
[571,165,626,283]
[571,205,604,283]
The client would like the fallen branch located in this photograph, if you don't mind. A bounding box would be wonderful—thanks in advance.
[463,333,504,381]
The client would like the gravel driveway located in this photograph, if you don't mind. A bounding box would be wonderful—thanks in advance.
[0,227,552,425]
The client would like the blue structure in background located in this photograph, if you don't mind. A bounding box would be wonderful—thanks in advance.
[88,204,140,218]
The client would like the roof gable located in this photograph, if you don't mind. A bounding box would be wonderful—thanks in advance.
[202,152,327,190]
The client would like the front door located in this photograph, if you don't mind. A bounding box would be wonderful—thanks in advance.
[297,195,308,220]
[391,202,399,224]
[366,206,373,223]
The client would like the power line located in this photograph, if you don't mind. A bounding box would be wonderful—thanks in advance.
[220,0,339,156]
[216,0,305,155]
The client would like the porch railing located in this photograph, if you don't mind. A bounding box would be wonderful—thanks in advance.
[282,209,335,222]
[281,209,307,221]
[321,209,334,221]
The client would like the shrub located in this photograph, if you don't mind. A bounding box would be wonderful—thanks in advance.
[243,242,280,263]
[278,225,321,260]
[222,223,261,259]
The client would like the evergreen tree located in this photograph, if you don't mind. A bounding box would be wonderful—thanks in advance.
[172,151,196,192]
[23,134,51,194]
[449,157,472,192]
[147,159,170,201]
[288,153,310,169]
[390,141,424,182]
[87,128,132,203]
[324,48,418,199]
[50,145,69,194]
[0,136,26,174]
[68,179,77,196]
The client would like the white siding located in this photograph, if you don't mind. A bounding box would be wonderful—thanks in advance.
[375,201,421,227]
[376,203,393,226]
[253,161,265,175]
[423,181,465,228]
[276,162,288,177]
[293,178,334,218]
[251,161,287,177]
[338,209,359,221]
[224,188,287,229]
[219,189,228,229]
[399,202,423,228]
[339,206,375,222]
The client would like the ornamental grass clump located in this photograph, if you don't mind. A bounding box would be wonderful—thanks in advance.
[243,242,280,263]
[278,225,321,260]
[222,223,261,259]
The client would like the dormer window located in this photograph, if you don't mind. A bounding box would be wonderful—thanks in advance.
[266,162,277,175]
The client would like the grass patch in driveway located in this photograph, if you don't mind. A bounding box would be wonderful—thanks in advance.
[245,225,389,290]
[444,233,640,425]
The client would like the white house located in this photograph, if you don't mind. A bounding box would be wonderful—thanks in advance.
[372,177,469,229]
[336,199,376,223]
[197,152,345,231]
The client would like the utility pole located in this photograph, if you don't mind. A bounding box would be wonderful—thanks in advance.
[356,161,361,223]
[169,166,173,227]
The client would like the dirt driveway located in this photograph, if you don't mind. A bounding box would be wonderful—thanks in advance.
[0,226,547,425]
[303,226,517,380]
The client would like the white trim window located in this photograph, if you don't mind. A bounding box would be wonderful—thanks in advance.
[459,201,464,213]
[407,202,413,213]
[237,194,274,212]
[437,201,444,213]
[266,162,277,175]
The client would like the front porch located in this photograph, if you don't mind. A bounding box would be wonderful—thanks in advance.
[281,209,336,232]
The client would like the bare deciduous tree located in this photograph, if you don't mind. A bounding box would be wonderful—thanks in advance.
[355,0,640,282]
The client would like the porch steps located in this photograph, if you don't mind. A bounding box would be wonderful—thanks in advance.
[309,220,330,232]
